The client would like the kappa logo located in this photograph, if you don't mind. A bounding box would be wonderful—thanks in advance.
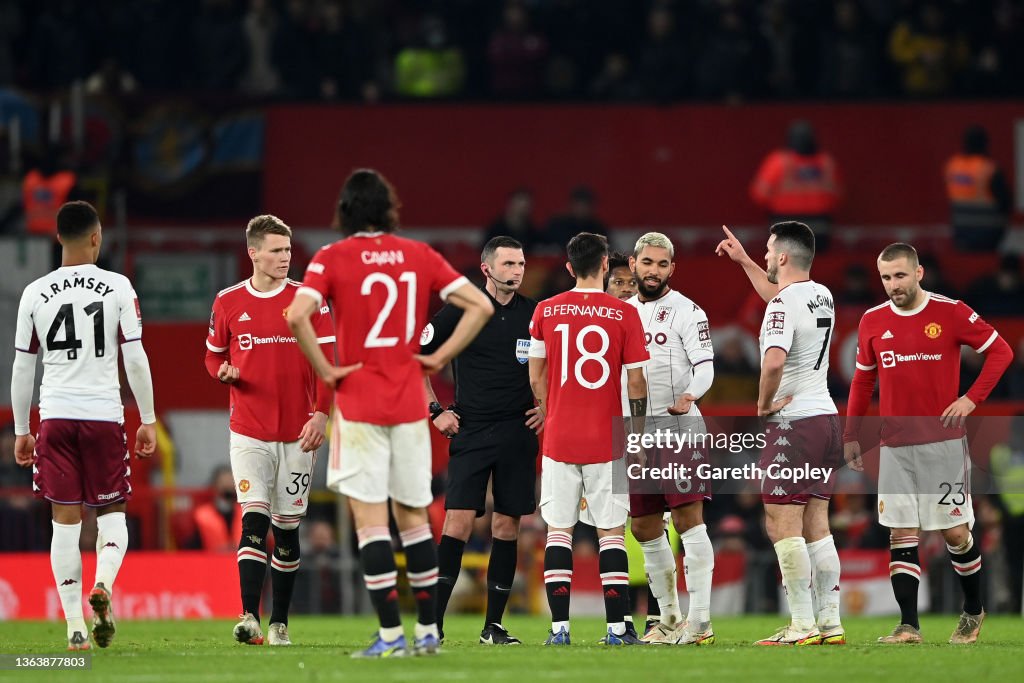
[777,418,792,430]
[60,578,78,586]
[774,436,791,446]
[771,297,783,304]
[881,329,894,339]
[773,453,789,463]
[238,312,251,322]
[771,486,787,496]
[691,451,704,461]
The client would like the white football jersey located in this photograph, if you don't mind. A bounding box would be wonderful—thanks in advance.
[627,289,714,418]
[758,280,837,419]
[14,264,142,422]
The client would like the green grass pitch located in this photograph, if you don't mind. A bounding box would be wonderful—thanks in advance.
[0,614,1021,682]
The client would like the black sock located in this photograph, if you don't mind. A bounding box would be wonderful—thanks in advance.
[237,512,270,619]
[948,535,984,615]
[544,531,573,624]
[400,525,438,627]
[436,534,466,630]
[889,535,921,629]
[270,524,300,625]
[485,538,518,626]
[359,538,401,629]
[599,536,628,628]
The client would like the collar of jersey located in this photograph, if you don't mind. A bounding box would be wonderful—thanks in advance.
[636,288,673,305]
[352,231,385,237]
[245,278,288,298]
[571,287,605,293]
[888,291,931,316]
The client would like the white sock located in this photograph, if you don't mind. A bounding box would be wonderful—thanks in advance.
[51,521,86,637]
[551,620,569,634]
[639,535,682,626]
[774,536,814,632]
[807,535,842,629]
[95,512,129,591]
[379,625,404,642]
[681,524,714,627]
[608,621,626,636]
[414,622,438,640]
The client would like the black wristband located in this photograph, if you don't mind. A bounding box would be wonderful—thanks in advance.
[428,401,444,420]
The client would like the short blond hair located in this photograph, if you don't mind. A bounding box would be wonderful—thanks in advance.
[246,214,292,248]
[633,231,674,259]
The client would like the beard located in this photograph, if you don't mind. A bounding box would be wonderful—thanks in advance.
[637,275,668,299]
[766,263,779,285]
[889,284,918,307]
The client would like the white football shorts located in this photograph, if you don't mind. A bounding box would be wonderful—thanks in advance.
[539,456,629,530]
[229,431,314,516]
[877,437,975,531]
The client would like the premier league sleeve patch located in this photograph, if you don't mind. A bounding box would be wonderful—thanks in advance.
[516,338,531,364]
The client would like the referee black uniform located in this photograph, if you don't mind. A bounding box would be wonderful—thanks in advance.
[422,281,538,645]
[420,286,538,517]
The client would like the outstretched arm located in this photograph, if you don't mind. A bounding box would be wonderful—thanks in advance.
[715,225,777,303]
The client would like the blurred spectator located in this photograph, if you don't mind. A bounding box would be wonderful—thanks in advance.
[296,518,341,613]
[945,125,1011,252]
[481,188,543,253]
[968,0,1024,97]
[818,0,881,98]
[837,263,876,307]
[272,0,318,99]
[313,0,381,102]
[28,0,91,89]
[589,52,640,101]
[965,254,1024,317]
[21,143,79,267]
[191,0,247,91]
[634,4,688,102]
[239,0,282,96]
[192,465,242,552]
[989,415,1024,611]
[84,57,138,97]
[395,14,465,98]
[759,0,803,98]
[694,5,763,101]
[888,1,969,97]
[917,252,958,299]
[702,327,759,403]
[749,120,843,251]
[0,0,23,86]
[488,0,549,99]
[543,185,607,250]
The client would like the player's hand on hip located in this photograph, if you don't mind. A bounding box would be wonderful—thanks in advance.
[14,434,35,467]
[413,353,446,376]
[668,393,697,415]
[758,395,793,417]
[299,411,328,452]
[433,410,460,438]
[217,361,240,384]
[525,405,545,433]
[135,423,157,458]
[941,395,976,429]
[715,225,750,263]
[844,440,864,472]
[320,362,363,389]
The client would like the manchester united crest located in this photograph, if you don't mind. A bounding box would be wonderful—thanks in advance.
[924,322,942,339]
[239,479,251,493]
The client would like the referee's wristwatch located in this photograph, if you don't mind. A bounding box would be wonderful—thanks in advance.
[428,401,445,421]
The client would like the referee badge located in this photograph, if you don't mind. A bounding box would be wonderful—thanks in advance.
[516,339,530,364]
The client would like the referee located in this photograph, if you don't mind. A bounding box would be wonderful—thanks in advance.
[421,236,542,645]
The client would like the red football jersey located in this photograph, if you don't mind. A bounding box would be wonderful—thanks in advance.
[529,288,649,464]
[296,232,467,426]
[853,292,999,446]
[206,279,335,442]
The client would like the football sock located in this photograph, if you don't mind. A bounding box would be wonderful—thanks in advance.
[948,534,984,615]
[357,526,402,633]
[436,534,465,631]
[51,520,86,637]
[237,510,271,619]
[485,538,518,627]
[95,511,128,591]
[639,533,681,625]
[775,536,814,632]
[806,534,841,628]
[400,524,438,634]
[645,528,669,620]
[544,530,573,628]
[889,534,921,629]
[599,535,629,635]
[269,520,301,625]
[681,523,714,626]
